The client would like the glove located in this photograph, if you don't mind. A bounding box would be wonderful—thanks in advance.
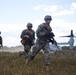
[49,39,54,44]
[49,32,55,38]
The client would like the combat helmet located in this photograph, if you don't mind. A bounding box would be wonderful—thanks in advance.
[27,22,32,27]
[44,15,52,21]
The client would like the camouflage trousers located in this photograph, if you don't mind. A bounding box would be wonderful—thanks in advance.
[28,41,51,65]
[20,44,31,58]
[0,43,3,49]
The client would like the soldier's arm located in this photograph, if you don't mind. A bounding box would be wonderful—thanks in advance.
[20,30,25,39]
[33,31,35,40]
[36,25,46,38]
[20,30,29,39]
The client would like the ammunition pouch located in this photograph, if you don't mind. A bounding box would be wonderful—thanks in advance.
[20,39,26,45]
[20,36,34,46]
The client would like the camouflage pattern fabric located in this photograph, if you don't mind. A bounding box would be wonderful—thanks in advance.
[24,44,31,58]
[20,29,35,40]
[0,36,3,48]
[20,29,35,57]
[28,23,52,65]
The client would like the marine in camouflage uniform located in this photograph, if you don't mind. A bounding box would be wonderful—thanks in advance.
[26,15,53,67]
[19,23,35,58]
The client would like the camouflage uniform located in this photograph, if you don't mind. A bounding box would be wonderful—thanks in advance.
[0,32,3,49]
[27,23,52,65]
[20,28,35,57]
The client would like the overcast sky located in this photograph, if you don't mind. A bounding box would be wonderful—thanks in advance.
[0,0,76,47]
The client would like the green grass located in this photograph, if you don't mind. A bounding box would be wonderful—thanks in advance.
[0,50,76,75]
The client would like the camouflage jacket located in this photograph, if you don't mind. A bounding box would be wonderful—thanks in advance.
[20,29,35,42]
[36,23,52,41]
[0,36,2,44]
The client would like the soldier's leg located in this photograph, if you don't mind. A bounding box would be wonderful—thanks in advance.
[19,51,25,57]
[0,44,1,49]
[28,44,42,60]
[43,43,51,66]
[24,45,31,57]
[1,41,3,47]
[0,42,3,49]
[26,43,43,64]
[19,45,31,57]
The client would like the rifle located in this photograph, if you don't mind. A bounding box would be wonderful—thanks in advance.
[51,38,60,49]
[45,32,60,49]
[41,25,60,49]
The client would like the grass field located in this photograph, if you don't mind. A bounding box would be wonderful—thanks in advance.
[0,50,76,75]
